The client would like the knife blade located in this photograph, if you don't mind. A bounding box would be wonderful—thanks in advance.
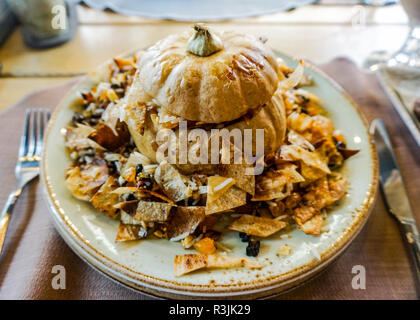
[370,119,420,287]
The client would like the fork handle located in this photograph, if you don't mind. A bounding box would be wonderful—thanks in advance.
[0,188,22,256]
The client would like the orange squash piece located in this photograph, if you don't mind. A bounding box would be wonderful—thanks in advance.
[193,237,216,255]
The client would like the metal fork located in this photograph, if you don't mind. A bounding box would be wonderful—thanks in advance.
[0,109,50,256]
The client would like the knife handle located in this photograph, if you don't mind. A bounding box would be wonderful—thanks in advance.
[400,221,420,289]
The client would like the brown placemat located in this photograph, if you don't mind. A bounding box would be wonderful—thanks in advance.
[0,58,418,300]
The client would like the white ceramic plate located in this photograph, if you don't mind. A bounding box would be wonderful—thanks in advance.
[42,52,378,299]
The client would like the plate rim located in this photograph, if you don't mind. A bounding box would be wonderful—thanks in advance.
[41,52,379,298]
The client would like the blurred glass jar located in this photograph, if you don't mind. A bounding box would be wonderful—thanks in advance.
[400,0,420,26]
[364,0,420,69]
[7,0,77,48]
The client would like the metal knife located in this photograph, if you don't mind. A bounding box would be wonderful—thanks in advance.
[370,119,420,287]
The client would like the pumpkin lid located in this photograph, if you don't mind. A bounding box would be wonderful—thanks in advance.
[136,26,281,123]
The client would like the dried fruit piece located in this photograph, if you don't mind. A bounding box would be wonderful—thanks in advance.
[246,239,260,257]
[193,237,216,255]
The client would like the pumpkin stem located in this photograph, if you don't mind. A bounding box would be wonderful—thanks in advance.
[187,25,223,57]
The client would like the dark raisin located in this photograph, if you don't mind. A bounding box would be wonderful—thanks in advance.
[88,118,99,126]
[144,181,153,190]
[239,232,251,243]
[335,141,346,149]
[135,164,143,177]
[246,239,260,257]
[72,112,85,125]
[111,160,122,173]
[91,112,102,119]
[126,193,135,201]
[137,177,153,190]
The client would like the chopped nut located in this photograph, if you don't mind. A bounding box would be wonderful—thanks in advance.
[277,244,292,257]
[181,235,196,249]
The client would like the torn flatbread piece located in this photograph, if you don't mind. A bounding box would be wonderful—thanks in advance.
[280,144,330,174]
[88,122,130,151]
[252,164,304,201]
[228,214,287,237]
[166,206,206,241]
[65,163,108,201]
[115,223,142,242]
[206,185,246,215]
[91,176,120,218]
[294,175,346,224]
[154,162,192,202]
[124,103,148,135]
[65,124,104,151]
[101,101,121,134]
[207,176,235,204]
[120,200,173,222]
[298,214,324,236]
[174,254,264,276]
[300,163,326,183]
[219,164,255,195]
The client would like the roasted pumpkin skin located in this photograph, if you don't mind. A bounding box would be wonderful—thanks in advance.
[137,27,281,123]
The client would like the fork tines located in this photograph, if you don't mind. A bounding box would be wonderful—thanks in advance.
[19,109,51,160]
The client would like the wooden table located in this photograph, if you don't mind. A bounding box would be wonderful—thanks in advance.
[0,3,410,111]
